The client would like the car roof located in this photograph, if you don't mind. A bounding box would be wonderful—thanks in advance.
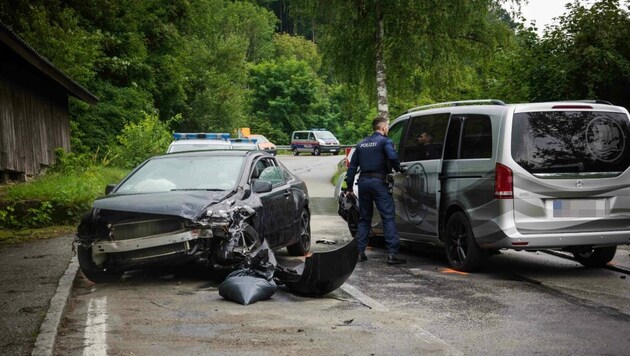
[169,139,231,146]
[156,149,253,159]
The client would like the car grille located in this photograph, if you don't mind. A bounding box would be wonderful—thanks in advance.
[114,242,189,263]
[111,218,185,241]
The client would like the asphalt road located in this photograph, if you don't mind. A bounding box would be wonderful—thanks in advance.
[0,235,74,356]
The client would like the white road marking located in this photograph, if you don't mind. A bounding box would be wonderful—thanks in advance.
[83,296,108,356]
[342,283,460,354]
[341,283,388,311]
[413,325,463,355]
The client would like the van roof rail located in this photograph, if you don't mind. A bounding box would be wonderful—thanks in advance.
[565,99,613,105]
[404,99,506,114]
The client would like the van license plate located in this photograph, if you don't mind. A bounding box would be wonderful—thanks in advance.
[552,199,607,218]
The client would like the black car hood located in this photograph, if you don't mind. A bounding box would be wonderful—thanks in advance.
[93,191,231,220]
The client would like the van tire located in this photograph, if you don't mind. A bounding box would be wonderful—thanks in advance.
[444,212,486,272]
[292,147,299,156]
[313,147,321,156]
[572,246,617,267]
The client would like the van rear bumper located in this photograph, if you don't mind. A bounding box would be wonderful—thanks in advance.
[481,230,630,250]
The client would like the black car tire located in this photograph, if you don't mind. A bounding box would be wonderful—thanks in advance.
[572,246,617,267]
[77,244,123,283]
[287,209,311,256]
[292,147,299,156]
[444,211,487,272]
[313,147,321,156]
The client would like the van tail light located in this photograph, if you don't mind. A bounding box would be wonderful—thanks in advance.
[495,163,513,199]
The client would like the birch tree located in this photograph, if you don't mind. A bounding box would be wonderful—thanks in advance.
[292,0,521,121]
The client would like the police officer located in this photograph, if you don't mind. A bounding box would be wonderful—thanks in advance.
[345,116,406,265]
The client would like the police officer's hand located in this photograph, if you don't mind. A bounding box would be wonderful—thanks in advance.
[399,165,408,174]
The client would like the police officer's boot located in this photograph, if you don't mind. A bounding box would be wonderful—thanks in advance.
[386,254,406,265]
[358,252,368,262]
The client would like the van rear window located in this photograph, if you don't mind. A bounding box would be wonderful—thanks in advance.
[511,111,630,176]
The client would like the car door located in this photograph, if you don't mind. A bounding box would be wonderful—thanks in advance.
[440,114,495,235]
[254,158,296,247]
[396,113,450,241]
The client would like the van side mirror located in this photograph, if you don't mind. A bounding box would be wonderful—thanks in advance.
[252,179,272,193]
[105,184,117,195]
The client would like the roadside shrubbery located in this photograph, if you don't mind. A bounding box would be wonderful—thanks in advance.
[0,150,128,229]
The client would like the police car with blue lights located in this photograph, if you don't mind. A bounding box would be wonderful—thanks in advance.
[167,133,260,153]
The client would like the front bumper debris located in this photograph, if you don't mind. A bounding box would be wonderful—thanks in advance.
[275,236,358,296]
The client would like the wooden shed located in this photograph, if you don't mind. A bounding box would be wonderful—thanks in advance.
[0,21,97,182]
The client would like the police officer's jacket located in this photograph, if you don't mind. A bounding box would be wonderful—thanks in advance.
[346,132,401,191]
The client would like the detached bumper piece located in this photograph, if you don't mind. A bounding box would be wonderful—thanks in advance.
[275,236,358,296]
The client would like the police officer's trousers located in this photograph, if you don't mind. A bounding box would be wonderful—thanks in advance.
[356,176,400,255]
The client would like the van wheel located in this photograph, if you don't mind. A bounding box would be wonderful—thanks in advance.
[77,245,123,283]
[287,209,311,256]
[572,246,617,267]
[313,147,321,156]
[444,212,486,272]
[292,147,299,156]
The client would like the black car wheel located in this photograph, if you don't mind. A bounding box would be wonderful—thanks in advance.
[287,209,311,256]
[292,147,299,156]
[77,244,123,283]
[444,211,486,272]
[313,147,321,156]
[572,246,617,267]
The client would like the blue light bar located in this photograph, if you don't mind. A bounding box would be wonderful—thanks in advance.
[173,133,231,140]
[229,138,258,143]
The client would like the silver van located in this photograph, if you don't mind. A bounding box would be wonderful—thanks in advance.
[359,100,630,271]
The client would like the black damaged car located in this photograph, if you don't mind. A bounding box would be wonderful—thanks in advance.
[76,150,313,283]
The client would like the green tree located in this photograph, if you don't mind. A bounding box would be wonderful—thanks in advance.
[533,0,630,108]
[249,58,324,144]
[292,0,520,119]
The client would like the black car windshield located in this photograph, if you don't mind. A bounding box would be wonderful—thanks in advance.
[116,155,245,193]
[512,111,630,176]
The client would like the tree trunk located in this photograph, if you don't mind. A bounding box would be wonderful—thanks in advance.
[374,0,389,122]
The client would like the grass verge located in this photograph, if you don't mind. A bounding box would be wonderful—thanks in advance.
[0,225,76,247]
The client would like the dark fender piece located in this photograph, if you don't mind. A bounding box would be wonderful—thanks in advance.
[275,237,358,296]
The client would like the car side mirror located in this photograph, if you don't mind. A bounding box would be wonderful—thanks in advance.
[252,179,272,193]
[105,184,117,195]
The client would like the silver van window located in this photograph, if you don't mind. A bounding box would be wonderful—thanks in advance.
[511,111,630,176]
[460,115,492,159]
[400,113,449,162]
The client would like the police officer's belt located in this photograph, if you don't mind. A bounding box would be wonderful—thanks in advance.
[361,172,387,180]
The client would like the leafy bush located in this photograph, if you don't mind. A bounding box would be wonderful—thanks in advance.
[108,113,176,169]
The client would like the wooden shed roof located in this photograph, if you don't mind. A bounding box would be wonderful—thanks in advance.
[0,21,98,105]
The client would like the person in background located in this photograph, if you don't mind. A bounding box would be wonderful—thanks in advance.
[345,117,406,265]
[417,132,440,159]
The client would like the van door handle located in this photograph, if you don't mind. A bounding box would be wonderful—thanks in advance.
[283,190,291,198]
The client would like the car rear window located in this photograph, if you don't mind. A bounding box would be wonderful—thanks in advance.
[511,111,630,176]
